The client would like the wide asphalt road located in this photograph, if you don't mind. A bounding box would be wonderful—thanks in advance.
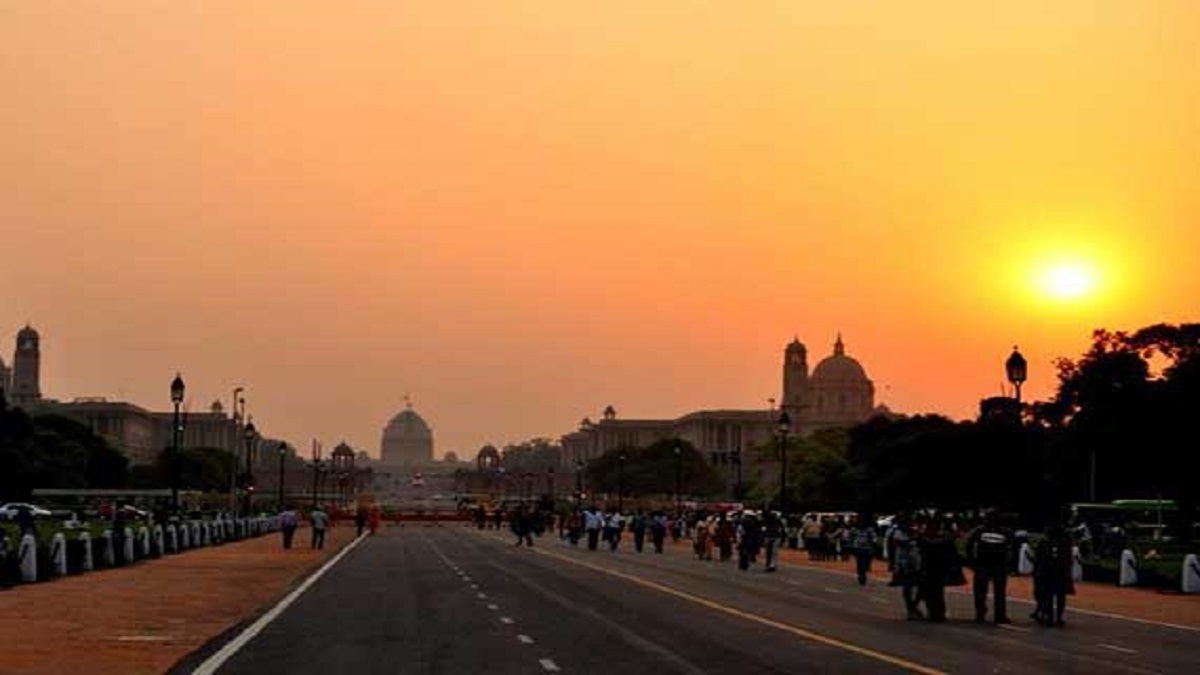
[186,525,1199,674]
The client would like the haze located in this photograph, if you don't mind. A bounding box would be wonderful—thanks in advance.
[3,2,1197,457]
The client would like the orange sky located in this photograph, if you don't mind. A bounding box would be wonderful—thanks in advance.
[3,2,1197,458]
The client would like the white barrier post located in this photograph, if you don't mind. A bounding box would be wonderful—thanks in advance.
[1018,542,1035,576]
[51,533,67,576]
[19,534,37,582]
[154,525,164,556]
[1071,545,1083,582]
[1119,549,1138,587]
[1183,554,1200,594]
[180,522,190,549]
[81,532,94,572]
[192,522,201,547]
[101,530,114,567]
[138,527,151,558]
[123,527,135,563]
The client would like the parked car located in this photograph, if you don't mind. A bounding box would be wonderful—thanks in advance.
[0,503,53,520]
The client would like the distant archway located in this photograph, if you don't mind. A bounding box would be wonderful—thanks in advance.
[476,445,500,472]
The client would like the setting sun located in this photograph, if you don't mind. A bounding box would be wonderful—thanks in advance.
[1041,263,1098,301]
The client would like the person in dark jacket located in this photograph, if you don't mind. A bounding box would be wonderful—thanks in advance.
[1033,524,1075,626]
[966,511,1014,624]
[918,518,962,622]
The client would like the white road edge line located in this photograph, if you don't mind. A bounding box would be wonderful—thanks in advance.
[189,533,368,675]
[1098,643,1138,654]
[500,617,515,625]
[539,658,561,672]
[487,604,499,610]
[518,634,535,644]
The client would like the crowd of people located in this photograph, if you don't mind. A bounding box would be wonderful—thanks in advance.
[477,503,1079,627]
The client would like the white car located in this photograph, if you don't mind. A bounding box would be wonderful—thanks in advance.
[0,503,53,520]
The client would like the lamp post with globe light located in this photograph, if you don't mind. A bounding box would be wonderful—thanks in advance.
[170,374,186,513]
[777,410,792,517]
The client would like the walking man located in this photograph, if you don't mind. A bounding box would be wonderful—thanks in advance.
[280,505,299,550]
[310,504,330,550]
[966,511,1014,624]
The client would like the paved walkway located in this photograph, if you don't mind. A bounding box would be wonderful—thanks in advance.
[0,526,358,675]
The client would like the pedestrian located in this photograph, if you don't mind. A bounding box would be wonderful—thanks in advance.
[310,504,329,550]
[714,514,735,562]
[917,518,962,622]
[1033,523,1075,626]
[763,511,783,572]
[584,506,603,551]
[737,514,763,571]
[630,510,647,553]
[888,513,923,620]
[650,512,668,554]
[512,506,534,547]
[604,509,624,552]
[966,511,1014,624]
[280,505,299,549]
[355,506,368,537]
[368,504,382,535]
[849,512,877,585]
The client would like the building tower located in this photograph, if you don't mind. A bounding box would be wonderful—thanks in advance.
[0,353,11,403]
[781,335,809,413]
[11,325,42,406]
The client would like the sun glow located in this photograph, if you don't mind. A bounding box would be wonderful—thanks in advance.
[1040,263,1097,300]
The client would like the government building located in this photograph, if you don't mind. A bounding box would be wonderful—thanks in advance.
[560,334,890,491]
[380,400,435,467]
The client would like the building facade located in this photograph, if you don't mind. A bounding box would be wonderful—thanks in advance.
[561,334,884,491]
[380,402,434,467]
[11,325,42,406]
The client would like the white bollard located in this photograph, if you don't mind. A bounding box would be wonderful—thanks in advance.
[123,527,135,563]
[51,533,68,576]
[1018,542,1035,576]
[192,522,202,547]
[101,530,115,567]
[1183,554,1200,594]
[154,525,164,556]
[1071,545,1083,582]
[1119,549,1138,586]
[180,523,190,549]
[166,524,177,553]
[81,532,94,572]
[138,527,151,558]
[19,534,37,582]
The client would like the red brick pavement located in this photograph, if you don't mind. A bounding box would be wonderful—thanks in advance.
[0,526,358,675]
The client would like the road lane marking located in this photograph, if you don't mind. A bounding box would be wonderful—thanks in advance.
[189,533,368,675]
[531,547,945,675]
[501,617,515,625]
[539,658,561,672]
[1098,644,1138,654]
[823,587,844,594]
[477,593,488,599]
[488,604,499,610]
[998,624,1031,633]
[518,635,535,644]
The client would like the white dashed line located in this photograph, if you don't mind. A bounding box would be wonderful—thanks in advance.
[487,604,499,611]
[500,617,515,625]
[471,584,479,590]
[477,593,488,599]
[998,624,1030,633]
[823,587,844,594]
[539,658,561,672]
[1098,643,1138,654]
[518,635,535,644]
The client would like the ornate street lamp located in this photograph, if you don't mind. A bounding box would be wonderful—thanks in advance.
[170,374,186,513]
[243,421,258,514]
[575,460,584,503]
[777,410,792,517]
[277,442,288,511]
[617,452,627,513]
[1006,346,1028,406]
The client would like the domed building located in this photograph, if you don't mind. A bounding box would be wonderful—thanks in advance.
[380,401,434,467]
[807,334,876,427]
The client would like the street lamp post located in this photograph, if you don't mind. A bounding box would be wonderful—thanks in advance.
[243,422,258,514]
[617,452,627,513]
[673,444,683,516]
[733,446,744,501]
[777,410,792,517]
[575,460,584,503]
[229,386,243,512]
[170,374,186,513]
[277,442,288,511]
[1006,346,1028,409]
